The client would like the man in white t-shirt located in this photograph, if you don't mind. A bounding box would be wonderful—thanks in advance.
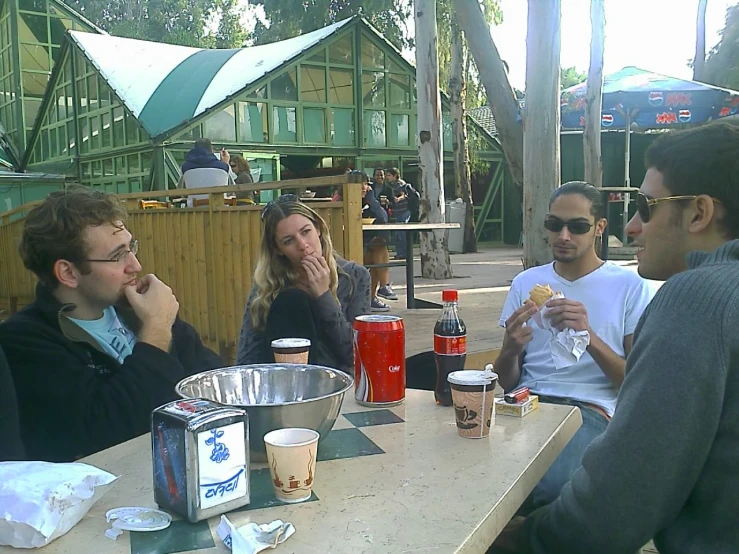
[496,181,655,509]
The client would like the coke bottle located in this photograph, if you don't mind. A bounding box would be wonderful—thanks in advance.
[434,289,467,406]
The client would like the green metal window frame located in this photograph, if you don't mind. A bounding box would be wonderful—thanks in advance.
[14,0,96,152]
[358,31,416,150]
[170,29,360,149]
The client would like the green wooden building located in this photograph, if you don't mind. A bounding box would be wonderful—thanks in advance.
[0,0,101,158]
[3,8,521,243]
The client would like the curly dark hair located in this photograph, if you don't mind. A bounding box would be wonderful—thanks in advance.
[645,121,739,239]
[19,185,127,288]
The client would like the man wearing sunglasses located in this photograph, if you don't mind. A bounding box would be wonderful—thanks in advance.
[0,186,222,462]
[496,181,654,511]
[498,122,739,552]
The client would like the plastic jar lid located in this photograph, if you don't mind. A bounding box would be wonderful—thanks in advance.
[106,507,172,532]
[271,338,311,348]
[447,370,498,386]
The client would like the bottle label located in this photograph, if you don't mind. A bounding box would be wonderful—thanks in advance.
[434,334,467,355]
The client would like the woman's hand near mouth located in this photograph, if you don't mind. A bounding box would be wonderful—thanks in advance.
[301,255,331,298]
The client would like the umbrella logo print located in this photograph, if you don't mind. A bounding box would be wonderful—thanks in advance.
[648,92,664,107]
[601,113,614,127]
[679,110,691,123]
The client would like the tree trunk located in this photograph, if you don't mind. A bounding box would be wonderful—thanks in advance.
[415,0,453,279]
[694,0,708,81]
[455,0,524,189]
[583,0,605,188]
[450,13,477,253]
[523,0,561,268]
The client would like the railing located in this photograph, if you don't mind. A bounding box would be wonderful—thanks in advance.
[0,176,364,361]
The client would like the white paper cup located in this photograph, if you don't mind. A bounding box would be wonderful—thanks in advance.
[448,370,498,439]
[271,338,311,364]
[263,428,320,503]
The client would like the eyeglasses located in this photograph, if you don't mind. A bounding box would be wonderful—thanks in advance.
[635,192,723,223]
[81,239,139,264]
[544,217,594,235]
[260,194,300,220]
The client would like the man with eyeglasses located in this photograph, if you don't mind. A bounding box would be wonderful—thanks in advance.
[495,181,655,512]
[0,185,222,462]
[495,122,739,552]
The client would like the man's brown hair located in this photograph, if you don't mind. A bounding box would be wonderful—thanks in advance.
[19,185,127,288]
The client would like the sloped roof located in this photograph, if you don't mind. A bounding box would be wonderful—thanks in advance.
[468,106,497,137]
[69,18,354,138]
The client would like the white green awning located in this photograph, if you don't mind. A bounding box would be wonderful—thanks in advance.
[69,18,353,138]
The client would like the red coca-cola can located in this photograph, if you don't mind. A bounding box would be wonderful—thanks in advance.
[353,315,405,406]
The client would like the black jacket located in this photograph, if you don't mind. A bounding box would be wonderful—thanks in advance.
[0,345,24,461]
[0,285,223,462]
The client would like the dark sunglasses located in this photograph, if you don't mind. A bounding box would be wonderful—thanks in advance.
[260,194,300,220]
[544,217,594,235]
[635,192,722,223]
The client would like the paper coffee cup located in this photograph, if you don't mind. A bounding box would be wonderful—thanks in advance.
[263,428,320,503]
[448,370,498,439]
[271,338,311,364]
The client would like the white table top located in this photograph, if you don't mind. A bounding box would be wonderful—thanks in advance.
[1,391,580,554]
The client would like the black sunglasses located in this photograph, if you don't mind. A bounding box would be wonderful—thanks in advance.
[260,194,300,220]
[544,217,594,235]
[635,192,722,223]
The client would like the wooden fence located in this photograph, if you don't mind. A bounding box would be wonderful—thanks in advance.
[0,176,364,361]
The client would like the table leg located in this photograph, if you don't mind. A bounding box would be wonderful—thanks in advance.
[405,231,442,310]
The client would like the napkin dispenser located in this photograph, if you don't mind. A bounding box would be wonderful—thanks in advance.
[152,399,250,522]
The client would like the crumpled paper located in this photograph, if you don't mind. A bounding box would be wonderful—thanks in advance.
[217,515,295,554]
[531,292,590,369]
[0,461,117,548]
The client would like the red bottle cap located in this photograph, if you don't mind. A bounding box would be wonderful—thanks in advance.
[441,290,458,303]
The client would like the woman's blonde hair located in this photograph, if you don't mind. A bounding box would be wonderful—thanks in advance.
[250,197,340,329]
[230,155,251,174]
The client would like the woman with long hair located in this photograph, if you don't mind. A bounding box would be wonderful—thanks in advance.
[236,195,370,372]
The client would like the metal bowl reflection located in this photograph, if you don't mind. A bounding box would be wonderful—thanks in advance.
[175,364,353,461]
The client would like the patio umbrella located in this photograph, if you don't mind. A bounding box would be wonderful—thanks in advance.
[560,66,739,186]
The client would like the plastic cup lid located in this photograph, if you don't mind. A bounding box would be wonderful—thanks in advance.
[106,507,172,532]
[447,370,498,386]
[271,338,311,348]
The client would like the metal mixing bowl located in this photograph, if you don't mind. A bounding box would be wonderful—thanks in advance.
[175,364,353,461]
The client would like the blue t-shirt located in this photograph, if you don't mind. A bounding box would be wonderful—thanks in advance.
[69,307,137,363]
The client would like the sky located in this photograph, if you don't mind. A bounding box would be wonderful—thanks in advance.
[493,0,736,89]
[232,0,735,89]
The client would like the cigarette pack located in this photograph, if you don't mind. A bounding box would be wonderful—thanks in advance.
[495,395,539,418]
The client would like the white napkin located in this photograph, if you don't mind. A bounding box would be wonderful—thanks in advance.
[0,461,117,548]
[531,293,590,369]
[217,515,295,554]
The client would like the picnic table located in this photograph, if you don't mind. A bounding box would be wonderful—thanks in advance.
[363,222,461,309]
[2,391,581,554]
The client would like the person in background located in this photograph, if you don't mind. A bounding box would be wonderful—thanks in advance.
[496,121,739,553]
[369,167,397,303]
[496,181,654,512]
[237,195,370,373]
[177,138,234,206]
[230,154,255,202]
[230,155,253,185]
[0,345,24,461]
[386,167,419,260]
[0,186,222,462]
[355,171,392,312]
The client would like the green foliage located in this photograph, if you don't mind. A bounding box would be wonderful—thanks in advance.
[61,0,247,48]
[560,65,587,89]
[704,4,739,90]
[250,0,411,50]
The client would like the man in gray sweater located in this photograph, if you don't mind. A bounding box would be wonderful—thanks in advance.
[499,121,739,553]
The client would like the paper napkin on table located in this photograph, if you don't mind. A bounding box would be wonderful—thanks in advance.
[217,515,295,554]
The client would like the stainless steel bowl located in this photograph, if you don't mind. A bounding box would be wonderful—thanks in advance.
[175,364,353,461]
